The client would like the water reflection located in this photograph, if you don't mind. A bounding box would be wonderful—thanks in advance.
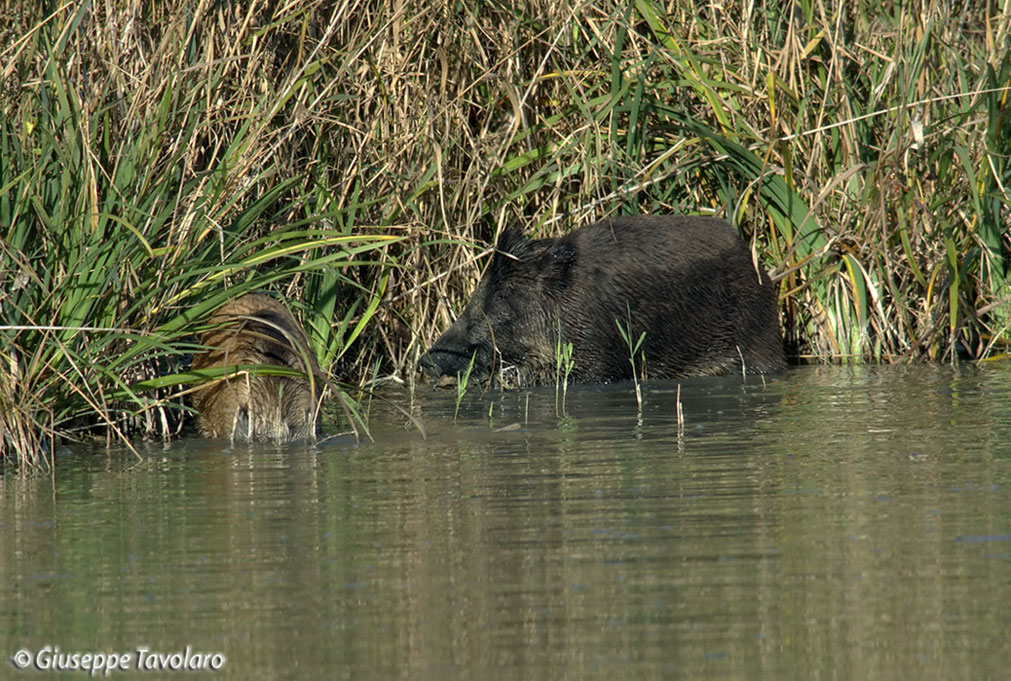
[2,365,1009,680]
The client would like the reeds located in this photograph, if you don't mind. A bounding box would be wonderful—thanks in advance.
[2,0,1009,468]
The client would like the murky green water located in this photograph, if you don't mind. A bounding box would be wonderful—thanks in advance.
[3,365,1010,680]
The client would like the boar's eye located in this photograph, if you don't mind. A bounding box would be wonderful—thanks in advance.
[486,287,513,307]
[484,285,529,319]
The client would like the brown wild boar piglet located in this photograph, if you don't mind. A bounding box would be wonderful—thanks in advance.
[191,293,322,442]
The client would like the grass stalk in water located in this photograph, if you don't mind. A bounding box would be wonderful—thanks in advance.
[453,352,477,421]
[554,320,575,416]
[616,306,647,412]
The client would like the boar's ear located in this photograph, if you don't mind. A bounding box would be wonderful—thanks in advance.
[537,240,577,295]
[494,228,530,258]
[489,228,541,275]
[485,228,532,285]
[495,228,560,262]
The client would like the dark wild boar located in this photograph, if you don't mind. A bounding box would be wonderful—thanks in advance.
[191,293,322,442]
[419,215,785,385]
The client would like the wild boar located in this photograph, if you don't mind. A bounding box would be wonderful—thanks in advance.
[419,215,785,385]
[191,293,322,442]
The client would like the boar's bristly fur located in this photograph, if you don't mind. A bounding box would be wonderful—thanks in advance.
[191,293,322,442]
[419,215,785,386]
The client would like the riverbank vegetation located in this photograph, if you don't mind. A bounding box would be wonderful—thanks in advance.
[2,0,1009,469]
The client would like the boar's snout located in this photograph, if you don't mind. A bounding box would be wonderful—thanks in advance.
[417,350,446,379]
[418,345,487,383]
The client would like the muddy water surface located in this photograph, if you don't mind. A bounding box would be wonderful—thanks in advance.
[2,365,1010,680]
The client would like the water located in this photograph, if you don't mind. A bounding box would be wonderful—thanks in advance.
[2,365,1010,680]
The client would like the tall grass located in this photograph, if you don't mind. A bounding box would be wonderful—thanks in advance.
[0,1,402,467]
[2,1,1009,469]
